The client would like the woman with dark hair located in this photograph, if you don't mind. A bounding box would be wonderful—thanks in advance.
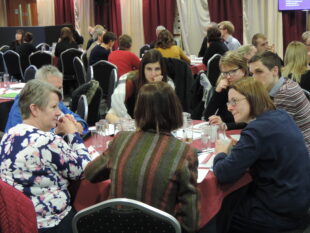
[55,27,78,68]
[106,49,174,123]
[202,27,228,66]
[85,81,199,233]
[155,29,190,64]
[214,78,310,232]
[9,29,24,51]
[17,32,37,72]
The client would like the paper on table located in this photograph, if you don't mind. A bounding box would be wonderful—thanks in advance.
[9,83,25,89]
[197,168,209,183]
[88,145,100,160]
[197,149,216,183]
[230,134,241,141]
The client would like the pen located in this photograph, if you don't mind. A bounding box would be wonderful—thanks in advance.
[214,108,219,116]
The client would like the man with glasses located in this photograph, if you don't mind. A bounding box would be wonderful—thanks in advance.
[218,21,241,51]
[249,51,310,153]
[5,65,88,135]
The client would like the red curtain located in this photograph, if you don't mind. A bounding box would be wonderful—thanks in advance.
[207,0,243,44]
[54,0,75,26]
[282,11,306,54]
[142,0,176,44]
[94,0,122,49]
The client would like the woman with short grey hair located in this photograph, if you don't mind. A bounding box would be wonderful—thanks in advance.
[0,79,91,233]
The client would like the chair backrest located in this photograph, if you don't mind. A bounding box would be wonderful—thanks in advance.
[29,51,53,69]
[24,65,37,82]
[72,198,181,233]
[76,94,88,121]
[35,42,50,51]
[60,48,83,75]
[81,52,88,70]
[139,44,151,58]
[73,56,87,86]
[0,51,6,74]
[90,60,118,108]
[0,180,38,233]
[0,45,10,52]
[303,88,310,101]
[206,54,222,87]
[3,50,24,81]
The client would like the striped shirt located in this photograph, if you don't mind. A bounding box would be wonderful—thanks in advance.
[85,130,199,233]
[271,78,310,153]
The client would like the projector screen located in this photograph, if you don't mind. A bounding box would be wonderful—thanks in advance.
[279,0,310,11]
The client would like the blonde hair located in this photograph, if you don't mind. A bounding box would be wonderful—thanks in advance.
[236,45,256,59]
[282,41,308,83]
[218,21,235,34]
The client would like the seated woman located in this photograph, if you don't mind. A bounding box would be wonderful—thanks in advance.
[282,41,310,92]
[155,29,191,64]
[9,29,24,51]
[214,78,310,233]
[85,81,199,233]
[202,27,228,66]
[204,51,248,129]
[108,34,140,78]
[89,31,116,66]
[0,80,91,233]
[55,27,78,69]
[106,49,174,123]
[16,32,37,72]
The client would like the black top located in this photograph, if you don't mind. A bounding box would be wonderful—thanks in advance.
[89,45,110,66]
[299,70,310,92]
[86,38,94,50]
[202,40,228,66]
[55,40,78,68]
[9,40,22,51]
[198,36,208,57]
[16,43,37,72]
[204,88,246,130]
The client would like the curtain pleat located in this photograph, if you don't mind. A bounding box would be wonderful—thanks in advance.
[0,0,7,26]
[54,0,75,26]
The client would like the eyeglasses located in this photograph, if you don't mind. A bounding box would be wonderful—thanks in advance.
[226,98,246,107]
[221,67,240,77]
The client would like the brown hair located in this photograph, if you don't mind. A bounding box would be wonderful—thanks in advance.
[218,21,235,34]
[134,81,183,132]
[248,51,283,76]
[119,34,132,50]
[251,33,267,46]
[60,27,74,42]
[220,51,249,75]
[155,29,174,49]
[229,78,275,119]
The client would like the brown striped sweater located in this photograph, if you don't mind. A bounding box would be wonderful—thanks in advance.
[272,78,310,153]
[84,130,199,233]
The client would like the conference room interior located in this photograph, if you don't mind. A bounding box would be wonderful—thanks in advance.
[1,0,310,233]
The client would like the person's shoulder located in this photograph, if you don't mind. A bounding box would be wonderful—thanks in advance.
[280,78,303,94]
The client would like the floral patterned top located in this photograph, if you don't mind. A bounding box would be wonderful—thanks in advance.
[0,124,91,229]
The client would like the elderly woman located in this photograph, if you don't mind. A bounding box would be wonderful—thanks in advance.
[106,49,174,123]
[214,78,310,233]
[0,80,91,233]
[85,81,199,233]
[155,29,190,64]
[204,51,248,129]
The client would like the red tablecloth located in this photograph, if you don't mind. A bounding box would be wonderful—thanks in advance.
[190,63,206,75]
[71,127,252,228]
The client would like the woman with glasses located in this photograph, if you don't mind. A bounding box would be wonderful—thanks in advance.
[204,51,248,129]
[213,78,310,233]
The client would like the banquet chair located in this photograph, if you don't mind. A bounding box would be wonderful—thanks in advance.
[60,48,83,96]
[89,60,118,113]
[0,45,10,52]
[139,44,151,58]
[206,53,222,87]
[24,65,37,82]
[76,95,88,121]
[29,51,53,69]
[35,42,50,51]
[0,51,6,78]
[73,57,87,86]
[0,180,38,233]
[72,198,181,233]
[3,50,24,81]
[81,52,88,70]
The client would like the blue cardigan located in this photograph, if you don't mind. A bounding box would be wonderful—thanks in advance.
[214,109,310,224]
[5,95,88,134]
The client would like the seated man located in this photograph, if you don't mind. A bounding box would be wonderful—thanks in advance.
[218,21,241,51]
[5,65,88,134]
[249,51,310,153]
[251,33,275,53]
[302,31,310,64]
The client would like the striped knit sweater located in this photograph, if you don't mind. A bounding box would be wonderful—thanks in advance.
[85,130,199,233]
[273,78,310,153]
